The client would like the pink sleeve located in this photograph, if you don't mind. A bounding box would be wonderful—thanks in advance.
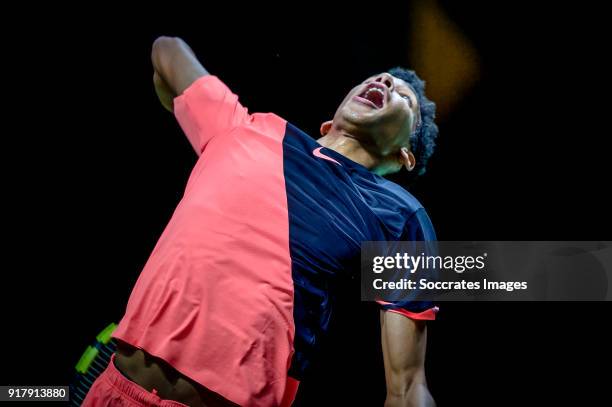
[173,75,250,155]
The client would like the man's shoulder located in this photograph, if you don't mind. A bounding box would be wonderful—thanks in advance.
[284,121,314,138]
[379,179,425,215]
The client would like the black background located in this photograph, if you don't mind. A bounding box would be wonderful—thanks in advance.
[3,2,611,406]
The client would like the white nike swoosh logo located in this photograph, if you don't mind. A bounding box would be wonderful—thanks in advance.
[312,147,342,166]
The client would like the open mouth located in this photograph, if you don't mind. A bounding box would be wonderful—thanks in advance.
[354,83,386,109]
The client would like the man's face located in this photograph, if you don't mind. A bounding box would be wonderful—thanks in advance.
[331,73,420,156]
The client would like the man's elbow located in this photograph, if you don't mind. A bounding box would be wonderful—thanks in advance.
[152,36,183,53]
[386,368,435,407]
[151,36,185,74]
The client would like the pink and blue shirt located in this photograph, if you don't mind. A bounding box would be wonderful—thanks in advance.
[113,75,437,407]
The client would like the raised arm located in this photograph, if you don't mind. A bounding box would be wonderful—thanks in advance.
[381,310,435,407]
[151,36,209,112]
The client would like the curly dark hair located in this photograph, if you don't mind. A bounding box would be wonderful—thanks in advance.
[388,67,438,179]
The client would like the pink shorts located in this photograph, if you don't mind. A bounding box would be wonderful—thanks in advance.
[81,354,299,407]
[80,355,188,407]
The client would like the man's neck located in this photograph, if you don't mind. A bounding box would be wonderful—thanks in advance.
[317,128,378,170]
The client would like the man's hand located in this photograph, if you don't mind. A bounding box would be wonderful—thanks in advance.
[380,311,435,407]
[151,36,209,111]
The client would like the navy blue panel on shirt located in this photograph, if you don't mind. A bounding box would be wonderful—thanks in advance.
[282,122,436,379]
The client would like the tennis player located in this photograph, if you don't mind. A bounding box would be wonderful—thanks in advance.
[82,36,439,407]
